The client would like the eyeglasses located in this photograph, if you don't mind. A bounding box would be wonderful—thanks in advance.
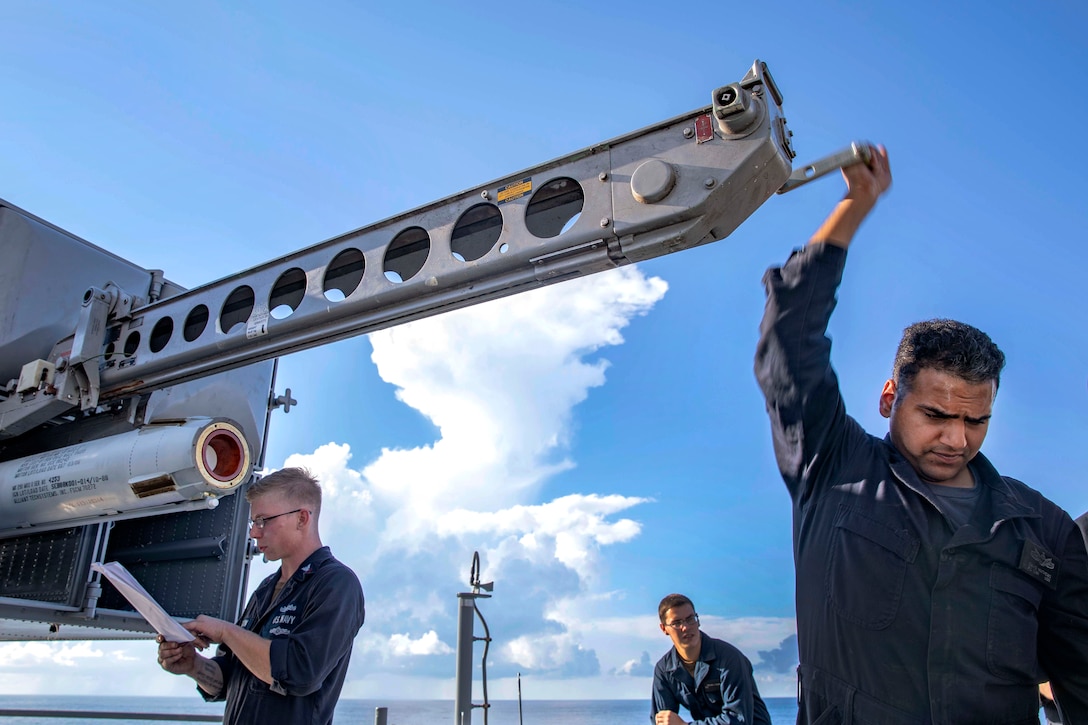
[664,614,700,630]
[249,508,305,530]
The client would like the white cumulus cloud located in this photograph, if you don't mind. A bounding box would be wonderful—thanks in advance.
[363,267,667,531]
[436,493,647,581]
[0,641,104,668]
[388,630,454,657]
[505,631,600,677]
[613,650,653,677]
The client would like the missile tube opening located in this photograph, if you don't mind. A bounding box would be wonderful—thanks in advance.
[197,422,249,489]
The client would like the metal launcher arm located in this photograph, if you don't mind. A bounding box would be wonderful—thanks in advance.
[0,60,795,438]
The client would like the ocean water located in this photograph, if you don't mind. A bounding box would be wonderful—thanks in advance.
[0,695,801,723]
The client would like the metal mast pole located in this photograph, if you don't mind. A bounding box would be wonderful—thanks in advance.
[454,552,492,725]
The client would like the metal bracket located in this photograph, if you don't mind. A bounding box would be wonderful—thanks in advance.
[777,141,872,194]
[69,287,113,411]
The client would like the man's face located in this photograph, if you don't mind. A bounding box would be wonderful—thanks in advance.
[660,603,700,651]
[880,367,995,488]
[248,494,302,562]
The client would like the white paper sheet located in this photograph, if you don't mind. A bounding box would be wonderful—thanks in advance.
[91,561,195,643]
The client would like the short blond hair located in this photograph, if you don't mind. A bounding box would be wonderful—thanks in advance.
[246,467,321,515]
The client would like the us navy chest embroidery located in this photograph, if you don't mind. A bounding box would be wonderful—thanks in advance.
[1019,539,1059,589]
[268,602,299,636]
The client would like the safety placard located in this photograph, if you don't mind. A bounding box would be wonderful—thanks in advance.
[497,177,532,204]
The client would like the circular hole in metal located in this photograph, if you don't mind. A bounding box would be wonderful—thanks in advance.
[451,203,502,262]
[323,248,365,302]
[220,286,255,334]
[499,243,509,254]
[123,331,141,357]
[184,305,209,342]
[270,267,306,320]
[384,227,430,283]
[149,317,174,353]
[525,177,584,239]
[104,342,116,361]
[203,428,245,482]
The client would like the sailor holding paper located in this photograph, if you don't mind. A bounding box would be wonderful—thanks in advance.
[156,467,365,725]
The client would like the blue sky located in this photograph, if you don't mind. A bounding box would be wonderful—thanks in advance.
[1,0,1086,702]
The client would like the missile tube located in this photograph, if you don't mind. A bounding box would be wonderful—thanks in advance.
[0,418,250,537]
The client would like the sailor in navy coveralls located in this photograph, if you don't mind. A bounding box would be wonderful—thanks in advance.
[157,467,365,725]
[651,593,771,725]
[755,146,1088,723]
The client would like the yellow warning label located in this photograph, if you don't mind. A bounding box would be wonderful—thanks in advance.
[497,177,532,204]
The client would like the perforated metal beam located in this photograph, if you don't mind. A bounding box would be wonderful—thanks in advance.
[1,60,793,433]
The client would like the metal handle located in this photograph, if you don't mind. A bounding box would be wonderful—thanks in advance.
[777,141,873,193]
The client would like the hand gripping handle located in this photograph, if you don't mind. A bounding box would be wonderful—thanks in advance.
[778,141,873,193]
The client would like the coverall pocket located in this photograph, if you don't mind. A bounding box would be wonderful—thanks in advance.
[798,678,842,725]
[809,707,842,725]
[826,506,919,629]
[987,564,1042,681]
[702,679,722,708]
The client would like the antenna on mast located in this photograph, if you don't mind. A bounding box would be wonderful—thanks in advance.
[454,551,493,725]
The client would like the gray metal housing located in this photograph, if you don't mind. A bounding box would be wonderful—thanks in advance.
[0,202,275,639]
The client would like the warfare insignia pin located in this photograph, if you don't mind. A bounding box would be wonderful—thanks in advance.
[1019,540,1059,589]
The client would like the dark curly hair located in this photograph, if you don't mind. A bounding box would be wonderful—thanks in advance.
[892,319,1005,392]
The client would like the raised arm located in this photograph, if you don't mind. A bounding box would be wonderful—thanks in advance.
[754,145,892,502]
[809,144,892,248]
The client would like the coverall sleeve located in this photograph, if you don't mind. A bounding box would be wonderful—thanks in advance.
[267,566,365,696]
[1041,521,1088,722]
[754,243,867,506]
[651,661,680,722]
